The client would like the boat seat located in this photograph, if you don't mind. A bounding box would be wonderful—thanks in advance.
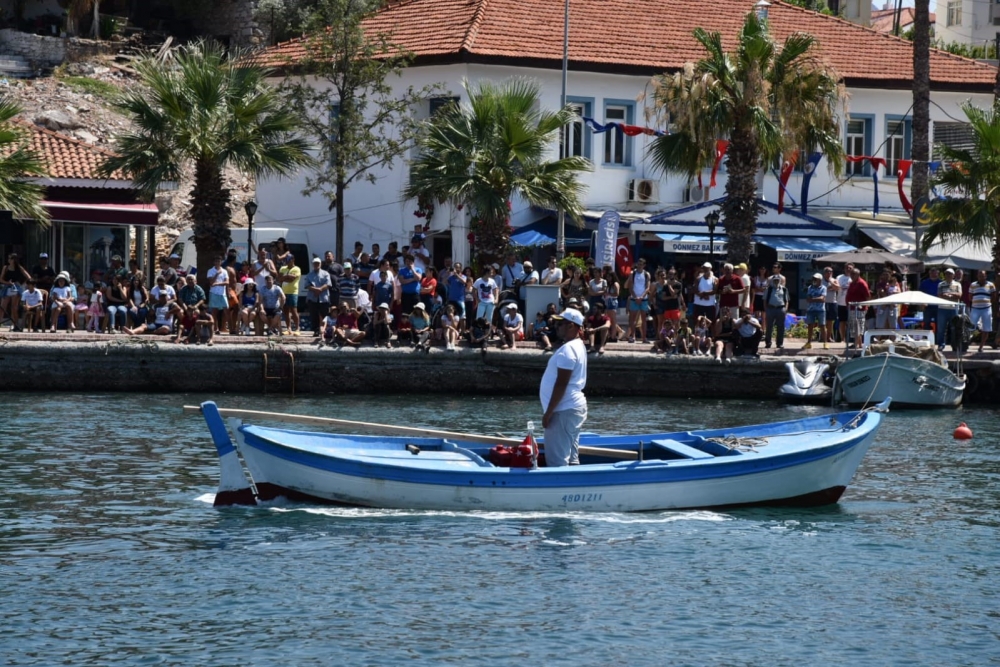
[441,440,494,467]
[649,439,715,460]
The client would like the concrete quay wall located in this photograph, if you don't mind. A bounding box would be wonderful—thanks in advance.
[1,340,806,397]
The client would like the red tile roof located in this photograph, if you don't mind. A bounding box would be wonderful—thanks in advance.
[258,0,995,90]
[22,123,128,181]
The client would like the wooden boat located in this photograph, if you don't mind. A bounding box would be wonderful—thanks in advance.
[190,400,889,512]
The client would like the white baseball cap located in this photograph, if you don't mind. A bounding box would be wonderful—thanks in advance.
[552,309,584,326]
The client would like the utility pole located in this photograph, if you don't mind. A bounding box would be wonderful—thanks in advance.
[556,0,569,260]
[994,32,1000,105]
[911,0,930,206]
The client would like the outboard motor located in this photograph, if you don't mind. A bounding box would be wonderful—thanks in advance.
[778,358,833,403]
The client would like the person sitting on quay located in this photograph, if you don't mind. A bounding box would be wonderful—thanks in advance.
[195,304,215,346]
[654,316,675,355]
[332,301,366,348]
[126,292,180,336]
[711,307,736,364]
[467,316,490,356]
[372,302,393,348]
[803,272,828,350]
[259,274,286,335]
[174,301,198,344]
[48,273,76,333]
[496,303,520,350]
[439,302,461,351]
[530,308,554,353]
[177,274,206,333]
[692,315,711,356]
[584,301,611,356]
[735,308,763,358]
[408,302,431,351]
[20,280,43,332]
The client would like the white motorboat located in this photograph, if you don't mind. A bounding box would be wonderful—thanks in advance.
[835,328,965,407]
[778,358,834,403]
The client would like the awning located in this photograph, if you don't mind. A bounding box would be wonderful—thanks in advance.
[859,225,992,271]
[656,233,754,255]
[754,236,855,262]
[509,217,592,248]
[42,200,160,226]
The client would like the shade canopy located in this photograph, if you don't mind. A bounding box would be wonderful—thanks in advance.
[509,218,592,248]
[756,236,855,262]
[813,247,923,273]
[855,291,962,309]
[859,224,993,272]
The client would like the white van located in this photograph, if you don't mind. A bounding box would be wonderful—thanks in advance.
[170,227,313,297]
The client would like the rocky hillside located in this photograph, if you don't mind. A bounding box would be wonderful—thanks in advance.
[8,56,255,247]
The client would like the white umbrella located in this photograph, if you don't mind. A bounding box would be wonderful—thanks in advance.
[855,291,962,309]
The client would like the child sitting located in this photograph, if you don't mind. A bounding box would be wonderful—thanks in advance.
[396,313,413,346]
[468,317,490,356]
[531,311,553,352]
[320,306,339,345]
[195,304,215,345]
[692,316,711,356]
[175,306,198,344]
[677,318,695,355]
[654,321,676,354]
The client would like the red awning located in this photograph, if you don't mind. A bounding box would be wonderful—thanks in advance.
[42,200,159,226]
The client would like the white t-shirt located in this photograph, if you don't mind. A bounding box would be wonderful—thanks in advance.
[503,312,524,330]
[253,260,271,293]
[207,266,228,295]
[631,270,649,300]
[151,285,176,301]
[740,274,752,310]
[474,277,497,303]
[836,274,852,307]
[51,285,72,302]
[411,246,430,274]
[539,337,588,413]
[541,267,563,285]
[824,277,838,304]
[22,289,42,307]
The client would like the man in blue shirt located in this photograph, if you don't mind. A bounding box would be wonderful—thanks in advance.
[445,261,468,325]
[338,262,359,308]
[304,257,332,337]
[398,255,421,314]
[804,272,828,350]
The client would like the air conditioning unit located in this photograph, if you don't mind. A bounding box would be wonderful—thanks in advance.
[684,186,708,203]
[627,179,658,203]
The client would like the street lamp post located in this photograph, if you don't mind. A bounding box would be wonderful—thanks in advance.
[244,198,258,259]
[705,210,720,266]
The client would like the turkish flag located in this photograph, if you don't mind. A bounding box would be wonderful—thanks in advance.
[616,237,633,276]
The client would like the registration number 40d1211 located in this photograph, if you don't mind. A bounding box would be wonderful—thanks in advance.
[562,493,603,503]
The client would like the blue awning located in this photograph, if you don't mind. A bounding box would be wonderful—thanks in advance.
[509,218,592,248]
[754,236,855,262]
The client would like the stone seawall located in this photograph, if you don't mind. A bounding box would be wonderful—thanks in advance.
[2,340,793,396]
[4,340,998,400]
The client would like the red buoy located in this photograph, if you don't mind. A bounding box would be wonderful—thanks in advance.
[953,423,973,440]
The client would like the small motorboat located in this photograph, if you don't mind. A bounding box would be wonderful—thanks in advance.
[189,399,890,512]
[777,358,833,403]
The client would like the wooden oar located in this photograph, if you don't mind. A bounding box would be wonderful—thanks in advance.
[182,405,638,461]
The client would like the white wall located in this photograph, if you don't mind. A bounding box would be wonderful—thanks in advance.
[934,0,1000,47]
[256,61,994,261]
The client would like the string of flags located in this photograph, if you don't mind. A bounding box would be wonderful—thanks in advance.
[579,118,944,215]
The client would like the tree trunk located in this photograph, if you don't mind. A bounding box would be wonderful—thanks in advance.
[92,0,100,39]
[721,126,759,266]
[190,159,232,292]
[911,0,931,207]
[336,179,345,261]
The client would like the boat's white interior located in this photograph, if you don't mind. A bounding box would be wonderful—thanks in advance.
[862,329,935,348]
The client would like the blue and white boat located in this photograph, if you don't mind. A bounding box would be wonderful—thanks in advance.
[193,400,889,512]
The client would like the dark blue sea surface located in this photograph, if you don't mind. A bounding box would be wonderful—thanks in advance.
[2,394,998,666]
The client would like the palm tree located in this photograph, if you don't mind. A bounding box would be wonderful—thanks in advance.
[99,41,313,285]
[405,78,591,261]
[920,102,1000,272]
[0,99,49,223]
[648,11,845,263]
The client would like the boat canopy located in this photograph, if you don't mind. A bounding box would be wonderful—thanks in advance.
[855,291,962,308]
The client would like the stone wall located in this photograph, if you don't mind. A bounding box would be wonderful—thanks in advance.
[0,29,115,69]
[193,0,270,49]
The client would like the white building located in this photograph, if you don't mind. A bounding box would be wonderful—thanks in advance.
[934,0,1000,49]
[255,0,996,270]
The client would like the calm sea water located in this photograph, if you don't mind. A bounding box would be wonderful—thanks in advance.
[2,393,998,666]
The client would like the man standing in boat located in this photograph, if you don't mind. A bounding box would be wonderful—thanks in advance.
[540,309,588,466]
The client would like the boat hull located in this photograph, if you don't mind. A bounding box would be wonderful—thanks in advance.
[836,353,964,407]
[229,417,882,512]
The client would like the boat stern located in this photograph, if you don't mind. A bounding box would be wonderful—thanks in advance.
[200,401,257,507]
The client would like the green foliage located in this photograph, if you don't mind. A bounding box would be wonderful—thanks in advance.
[921,102,1000,272]
[253,0,321,44]
[932,39,995,60]
[558,256,587,275]
[56,74,119,103]
[648,12,845,264]
[99,40,313,285]
[406,78,591,260]
[279,0,440,258]
[781,0,834,15]
[0,98,49,224]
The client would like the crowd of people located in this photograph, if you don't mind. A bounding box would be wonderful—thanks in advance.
[2,235,996,356]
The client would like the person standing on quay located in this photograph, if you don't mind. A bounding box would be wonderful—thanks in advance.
[540,309,588,467]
